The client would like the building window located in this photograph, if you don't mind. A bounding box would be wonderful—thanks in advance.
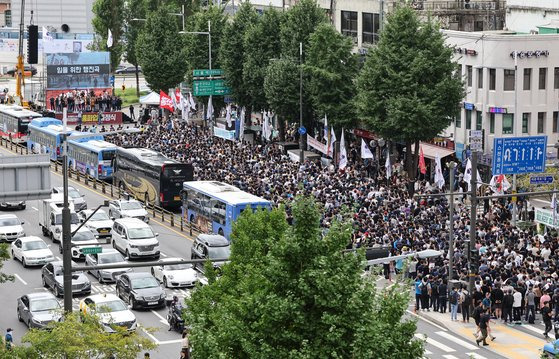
[539,68,547,90]
[466,110,472,130]
[555,67,559,89]
[523,68,531,90]
[502,114,514,134]
[522,113,530,134]
[341,11,358,40]
[489,113,495,134]
[554,112,559,133]
[467,65,472,87]
[362,13,379,44]
[4,10,11,28]
[489,68,496,90]
[538,112,546,133]
[477,68,483,89]
[455,112,461,128]
[504,69,515,91]
[476,111,482,130]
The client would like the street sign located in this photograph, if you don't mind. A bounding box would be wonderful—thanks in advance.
[298,126,306,135]
[109,75,115,86]
[81,247,102,255]
[193,79,232,96]
[530,175,554,185]
[469,130,483,152]
[492,136,547,175]
[193,69,224,77]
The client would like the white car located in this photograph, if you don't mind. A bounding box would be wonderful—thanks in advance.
[52,186,87,212]
[78,209,114,240]
[108,199,149,223]
[58,227,99,260]
[79,294,137,332]
[0,214,25,243]
[11,236,55,267]
[111,218,160,259]
[151,257,198,288]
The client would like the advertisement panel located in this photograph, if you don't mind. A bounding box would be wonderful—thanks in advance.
[46,52,110,90]
[53,111,122,125]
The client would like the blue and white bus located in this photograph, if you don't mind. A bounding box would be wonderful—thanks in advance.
[68,137,118,181]
[27,118,77,160]
[0,104,42,143]
[181,181,271,239]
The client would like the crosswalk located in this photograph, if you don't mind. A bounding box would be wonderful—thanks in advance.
[415,332,491,359]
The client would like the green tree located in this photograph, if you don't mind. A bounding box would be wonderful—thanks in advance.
[2,311,156,358]
[264,57,300,129]
[306,22,358,129]
[0,243,14,283]
[243,7,283,113]
[136,5,188,92]
[123,0,147,97]
[280,0,327,59]
[91,0,125,71]
[356,5,464,178]
[186,197,424,358]
[219,2,258,108]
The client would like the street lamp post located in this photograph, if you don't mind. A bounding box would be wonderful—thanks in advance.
[299,42,304,163]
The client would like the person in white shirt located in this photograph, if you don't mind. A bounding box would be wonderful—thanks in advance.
[513,288,523,323]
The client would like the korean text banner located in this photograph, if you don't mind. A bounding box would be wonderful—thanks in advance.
[46,52,110,90]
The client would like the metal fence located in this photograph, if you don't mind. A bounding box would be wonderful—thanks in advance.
[406,1,505,11]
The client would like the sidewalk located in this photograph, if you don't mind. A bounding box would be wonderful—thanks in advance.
[420,310,546,359]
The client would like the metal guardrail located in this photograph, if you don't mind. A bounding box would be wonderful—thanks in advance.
[404,1,505,11]
[0,137,202,237]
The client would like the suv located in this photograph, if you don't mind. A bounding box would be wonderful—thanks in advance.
[78,209,113,240]
[58,227,99,260]
[115,272,166,309]
[111,218,160,259]
[108,199,149,223]
[190,234,230,273]
[0,214,25,242]
[52,187,87,212]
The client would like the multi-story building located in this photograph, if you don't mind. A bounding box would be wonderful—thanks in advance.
[506,0,559,33]
[442,28,559,161]
[0,0,10,27]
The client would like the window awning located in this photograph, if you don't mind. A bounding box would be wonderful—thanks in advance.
[410,142,455,160]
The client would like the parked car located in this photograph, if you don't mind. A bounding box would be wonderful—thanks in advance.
[52,186,87,211]
[190,234,230,273]
[79,294,137,332]
[108,199,149,223]
[78,209,114,240]
[17,292,61,329]
[0,201,26,210]
[85,249,131,283]
[11,236,55,267]
[41,260,91,297]
[0,214,25,242]
[151,257,198,288]
[6,65,37,76]
[58,227,99,260]
[115,65,142,74]
[115,272,166,309]
[111,218,160,259]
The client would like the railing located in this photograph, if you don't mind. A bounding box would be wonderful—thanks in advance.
[405,1,505,11]
[0,137,202,237]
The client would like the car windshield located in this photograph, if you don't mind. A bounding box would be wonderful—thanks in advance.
[23,240,47,251]
[128,227,154,240]
[54,213,79,225]
[72,231,95,242]
[131,277,159,289]
[90,212,110,221]
[121,202,142,210]
[96,300,127,313]
[53,267,63,276]
[208,246,231,259]
[98,253,125,264]
[0,217,19,226]
[165,263,192,271]
[30,298,60,312]
[68,190,81,199]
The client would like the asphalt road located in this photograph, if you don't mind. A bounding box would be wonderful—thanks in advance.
[0,145,194,359]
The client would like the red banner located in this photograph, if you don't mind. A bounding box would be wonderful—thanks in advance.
[160,90,174,111]
[54,111,122,125]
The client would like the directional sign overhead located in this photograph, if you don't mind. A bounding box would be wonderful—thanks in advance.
[193,79,232,97]
[530,175,554,185]
[492,136,547,175]
[193,69,224,77]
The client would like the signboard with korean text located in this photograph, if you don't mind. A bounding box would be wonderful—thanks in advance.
[492,136,547,175]
[46,52,110,90]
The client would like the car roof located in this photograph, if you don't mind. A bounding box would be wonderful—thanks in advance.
[85,293,121,303]
[19,236,45,243]
[26,292,57,300]
[82,209,107,215]
[197,234,229,247]
[160,257,185,263]
[0,214,18,219]
[97,248,119,255]
[114,198,140,204]
[125,272,155,279]
[115,217,148,226]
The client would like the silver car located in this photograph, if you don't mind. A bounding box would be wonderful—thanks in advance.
[17,292,62,329]
[52,186,87,212]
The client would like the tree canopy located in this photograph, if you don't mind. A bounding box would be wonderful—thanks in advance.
[264,57,300,126]
[0,243,13,284]
[91,0,125,71]
[186,197,424,358]
[280,0,327,59]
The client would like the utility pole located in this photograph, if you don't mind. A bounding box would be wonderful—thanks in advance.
[299,42,304,163]
[468,151,478,293]
[447,161,457,286]
[61,131,72,312]
[512,50,518,226]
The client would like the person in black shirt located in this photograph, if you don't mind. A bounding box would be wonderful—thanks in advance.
[542,301,553,338]
[491,284,504,320]
[502,290,514,324]
[476,309,491,346]
[438,279,448,313]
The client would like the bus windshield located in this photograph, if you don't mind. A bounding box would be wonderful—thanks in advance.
[102,150,115,161]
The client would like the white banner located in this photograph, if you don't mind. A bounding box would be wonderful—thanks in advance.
[307,135,328,155]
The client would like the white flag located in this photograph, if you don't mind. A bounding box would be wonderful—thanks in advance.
[206,97,213,120]
[323,115,328,140]
[434,154,445,189]
[328,127,337,157]
[107,29,113,48]
[188,93,196,110]
[385,152,392,179]
[463,158,482,191]
[238,107,245,142]
[339,129,348,170]
[225,104,232,128]
[553,193,558,226]
[489,174,511,194]
[179,92,188,121]
[42,27,53,42]
[361,138,374,159]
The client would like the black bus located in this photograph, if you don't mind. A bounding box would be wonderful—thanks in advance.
[113,147,194,208]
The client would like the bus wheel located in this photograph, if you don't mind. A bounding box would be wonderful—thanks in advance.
[218,228,224,236]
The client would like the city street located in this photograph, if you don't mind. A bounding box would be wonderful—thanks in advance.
[0,145,194,358]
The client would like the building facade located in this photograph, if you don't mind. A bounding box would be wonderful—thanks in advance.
[506,0,559,33]
[0,0,10,27]
[443,30,559,161]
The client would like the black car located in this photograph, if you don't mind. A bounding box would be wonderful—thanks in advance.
[6,66,37,76]
[115,272,166,310]
[190,234,230,273]
[41,261,91,297]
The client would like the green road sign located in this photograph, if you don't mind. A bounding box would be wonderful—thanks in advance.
[81,247,102,255]
[193,69,224,77]
[193,79,232,96]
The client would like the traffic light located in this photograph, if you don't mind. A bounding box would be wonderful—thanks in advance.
[469,249,479,274]
[27,25,38,64]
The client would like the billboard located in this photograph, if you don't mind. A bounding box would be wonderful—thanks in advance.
[46,52,110,90]
[53,111,122,125]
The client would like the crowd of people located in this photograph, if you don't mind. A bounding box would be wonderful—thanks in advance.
[49,90,122,113]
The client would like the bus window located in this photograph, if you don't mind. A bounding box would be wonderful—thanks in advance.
[211,200,226,225]
[102,150,115,161]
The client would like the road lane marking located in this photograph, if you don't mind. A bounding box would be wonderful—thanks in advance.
[414,334,454,353]
[466,353,488,359]
[14,273,28,285]
[424,350,432,355]
[150,309,169,325]
[157,339,182,345]
[139,324,161,344]
[55,256,61,261]
[31,207,38,211]
[435,331,478,350]
[522,324,544,335]
[406,310,447,331]
[442,355,459,359]
[160,252,168,257]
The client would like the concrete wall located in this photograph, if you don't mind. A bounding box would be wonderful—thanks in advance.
[506,0,559,33]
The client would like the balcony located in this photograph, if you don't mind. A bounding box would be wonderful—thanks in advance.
[407,1,505,12]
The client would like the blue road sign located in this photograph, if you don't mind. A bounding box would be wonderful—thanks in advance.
[298,126,306,135]
[530,175,554,185]
[109,75,115,86]
[492,136,547,175]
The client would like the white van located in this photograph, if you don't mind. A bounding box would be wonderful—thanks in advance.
[110,218,160,259]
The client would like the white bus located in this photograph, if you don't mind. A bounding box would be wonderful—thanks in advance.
[0,104,42,143]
